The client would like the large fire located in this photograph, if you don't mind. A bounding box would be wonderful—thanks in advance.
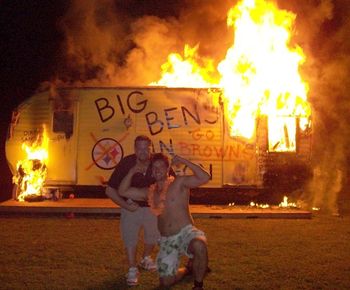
[13,126,49,202]
[151,0,311,150]
[11,0,313,203]
[149,44,217,88]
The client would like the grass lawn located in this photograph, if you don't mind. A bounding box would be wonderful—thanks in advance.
[1,214,350,290]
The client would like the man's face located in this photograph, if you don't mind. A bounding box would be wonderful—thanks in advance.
[152,159,169,181]
[134,140,151,162]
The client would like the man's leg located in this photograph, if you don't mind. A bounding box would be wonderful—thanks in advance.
[188,237,208,289]
[126,246,138,268]
[157,236,184,288]
[140,207,159,270]
[121,209,140,267]
[159,268,188,288]
[140,243,157,271]
[124,244,140,286]
[143,243,155,257]
[120,209,141,285]
[185,257,211,276]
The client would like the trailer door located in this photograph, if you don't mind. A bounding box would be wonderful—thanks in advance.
[45,93,78,185]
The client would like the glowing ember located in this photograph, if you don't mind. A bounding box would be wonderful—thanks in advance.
[151,0,311,147]
[279,196,297,208]
[13,126,49,202]
[250,201,270,208]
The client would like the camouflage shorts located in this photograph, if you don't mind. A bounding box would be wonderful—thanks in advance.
[156,224,206,277]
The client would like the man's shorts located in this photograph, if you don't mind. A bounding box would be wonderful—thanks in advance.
[156,224,206,277]
[120,207,159,247]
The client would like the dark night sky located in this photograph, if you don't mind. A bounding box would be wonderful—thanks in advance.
[0,1,67,200]
[0,0,349,205]
[0,0,182,200]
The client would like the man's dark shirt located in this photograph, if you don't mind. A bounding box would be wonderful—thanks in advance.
[108,154,154,189]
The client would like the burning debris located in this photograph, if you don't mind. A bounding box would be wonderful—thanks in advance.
[279,196,297,208]
[14,159,47,202]
[227,196,299,209]
[250,201,270,209]
[12,127,49,202]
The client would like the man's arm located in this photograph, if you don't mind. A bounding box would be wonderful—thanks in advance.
[105,186,138,211]
[119,187,147,200]
[118,166,147,200]
[105,155,139,211]
[172,155,210,188]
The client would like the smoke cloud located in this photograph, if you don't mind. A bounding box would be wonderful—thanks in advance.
[282,0,350,214]
[53,0,349,212]
[55,0,232,86]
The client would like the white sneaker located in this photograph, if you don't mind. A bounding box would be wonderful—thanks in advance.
[139,256,157,271]
[126,267,139,286]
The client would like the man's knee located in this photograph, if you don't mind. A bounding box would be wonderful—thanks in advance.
[189,237,207,255]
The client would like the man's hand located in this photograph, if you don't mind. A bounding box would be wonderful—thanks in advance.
[171,154,210,188]
[125,199,139,212]
[171,154,184,166]
[130,162,148,175]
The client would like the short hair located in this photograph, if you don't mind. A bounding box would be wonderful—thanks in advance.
[134,135,151,147]
[151,153,170,168]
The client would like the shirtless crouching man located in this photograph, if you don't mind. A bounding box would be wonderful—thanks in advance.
[119,153,210,290]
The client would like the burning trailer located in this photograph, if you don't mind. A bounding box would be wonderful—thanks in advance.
[6,0,314,203]
[5,87,312,202]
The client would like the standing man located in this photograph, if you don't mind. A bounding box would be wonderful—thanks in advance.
[119,153,211,290]
[105,135,158,286]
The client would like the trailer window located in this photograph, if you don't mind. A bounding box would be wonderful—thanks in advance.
[268,116,296,152]
[53,110,74,138]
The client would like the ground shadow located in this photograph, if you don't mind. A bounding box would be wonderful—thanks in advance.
[85,273,195,290]
[86,275,128,290]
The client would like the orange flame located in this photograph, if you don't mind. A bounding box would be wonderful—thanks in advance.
[13,126,49,202]
[218,0,310,141]
[151,0,311,148]
[279,196,297,208]
[150,44,217,88]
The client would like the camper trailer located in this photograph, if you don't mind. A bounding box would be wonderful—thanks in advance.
[6,87,312,199]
